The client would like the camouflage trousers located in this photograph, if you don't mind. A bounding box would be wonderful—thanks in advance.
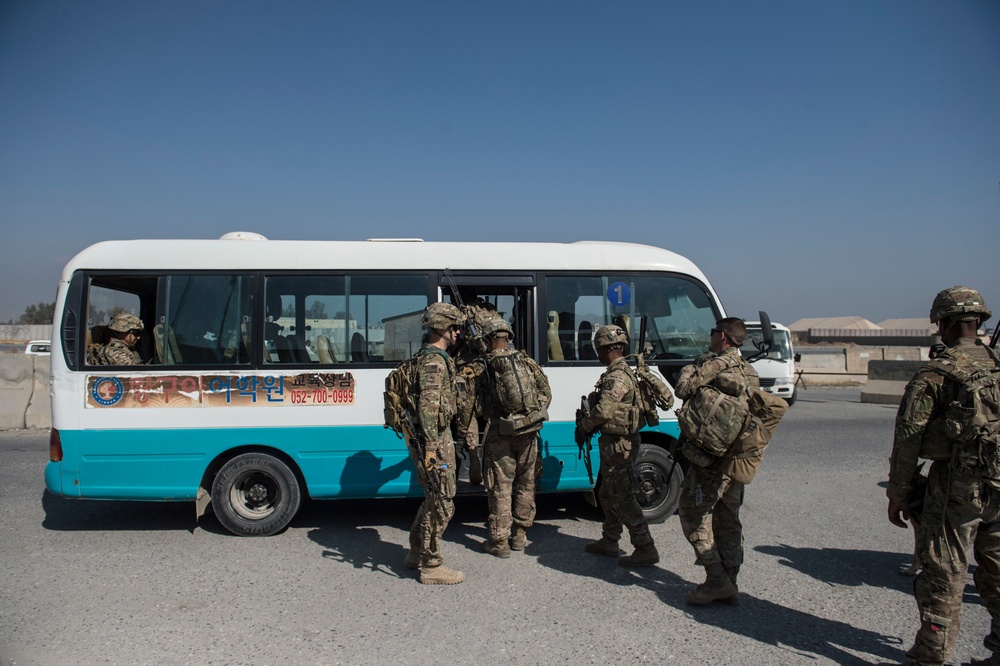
[483,430,538,542]
[407,437,458,568]
[906,461,1000,666]
[678,465,745,576]
[597,433,654,548]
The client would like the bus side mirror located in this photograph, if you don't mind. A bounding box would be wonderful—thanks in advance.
[758,311,774,348]
[794,352,801,363]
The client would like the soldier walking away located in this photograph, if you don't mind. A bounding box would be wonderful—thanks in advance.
[886,286,1000,666]
[675,317,760,606]
[460,316,551,558]
[404,302,467,585]
[87,313,145,365]
[576,325,660,567]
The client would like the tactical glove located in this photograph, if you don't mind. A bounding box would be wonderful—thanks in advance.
[423,449,437,472]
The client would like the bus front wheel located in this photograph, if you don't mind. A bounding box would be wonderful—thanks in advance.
[211,453,302,536]
[633,443,683,524]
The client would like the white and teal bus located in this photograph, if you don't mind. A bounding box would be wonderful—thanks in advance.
[46,234,731,536]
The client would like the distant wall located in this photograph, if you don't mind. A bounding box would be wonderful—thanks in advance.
[795,346,929,386]
[794,329,936,346]
[0,325,53,343]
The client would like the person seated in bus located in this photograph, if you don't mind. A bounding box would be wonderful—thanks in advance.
[88,313,146,366]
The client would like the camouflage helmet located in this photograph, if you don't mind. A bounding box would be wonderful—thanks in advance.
[422,302,466,330]
[108,312,144,333]
[929,286,991,324]
[481,316,513,340]
[593,325,629,351]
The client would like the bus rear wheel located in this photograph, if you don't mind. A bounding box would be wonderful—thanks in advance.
[633,443,683,524]
[212,453,301,536]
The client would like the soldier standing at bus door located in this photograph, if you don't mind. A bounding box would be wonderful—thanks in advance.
[404,302,467,585]
[459,315,551,557]
[576,325,660,567]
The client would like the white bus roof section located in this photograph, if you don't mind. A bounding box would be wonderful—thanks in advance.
[61,238,714,285]
[745,321,791,332]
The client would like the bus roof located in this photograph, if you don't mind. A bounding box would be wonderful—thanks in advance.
[61,237,714,284]
[745,321,790,332]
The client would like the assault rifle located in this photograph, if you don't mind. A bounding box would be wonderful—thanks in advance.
[399,408,447,510]
[575,394,596,485]
[442,267,482,341]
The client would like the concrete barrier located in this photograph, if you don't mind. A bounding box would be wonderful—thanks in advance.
[25,357,51,429]
[860,360,925,405]
[0,355,41,429]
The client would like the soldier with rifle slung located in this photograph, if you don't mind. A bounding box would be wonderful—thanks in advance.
[403,302,466,585]
[576,324,660,567]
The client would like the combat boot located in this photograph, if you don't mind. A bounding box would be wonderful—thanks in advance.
[468,449,483,486]
[482,539,511,558]
[584,537,620,558]
[419,565,465,585]
[618,544,660,567]
[685,562,739,605]
[404,550,421,570]
[969,656,1000,665]
[510,527,527,551]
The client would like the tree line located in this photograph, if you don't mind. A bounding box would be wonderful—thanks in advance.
[4,302,55,325]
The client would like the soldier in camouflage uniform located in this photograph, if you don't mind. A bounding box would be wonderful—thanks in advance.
[676,317,759,606]
[453,298,498,487]
[460,316,551,557]
[887,286,1000,666]
[404,302,466,585]
[87,313,144,365]
[577,325,660,567]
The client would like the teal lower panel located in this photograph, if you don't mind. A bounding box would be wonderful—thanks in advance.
[50,420,686,501]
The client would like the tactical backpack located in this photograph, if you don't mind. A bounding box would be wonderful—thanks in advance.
[383,348,449,439]
[487,349,548,435]
[720,388,789,483]
[634,359,675,428]
[926,345,1000,479]
[676,365,751,457]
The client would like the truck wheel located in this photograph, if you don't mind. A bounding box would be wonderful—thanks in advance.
[633,443,683,524]
[211,453,301,536]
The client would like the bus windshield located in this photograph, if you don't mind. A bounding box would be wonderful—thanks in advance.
[741,327,793,361]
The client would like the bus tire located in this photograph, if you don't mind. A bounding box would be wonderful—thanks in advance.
[633,443,683,524]
[211,453,302,536]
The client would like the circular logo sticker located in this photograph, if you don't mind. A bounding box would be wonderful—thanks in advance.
[91,377,125,406]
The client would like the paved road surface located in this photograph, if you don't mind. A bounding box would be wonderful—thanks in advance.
[0,389,992,665]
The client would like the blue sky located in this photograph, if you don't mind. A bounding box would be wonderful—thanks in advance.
[2,1,998,327]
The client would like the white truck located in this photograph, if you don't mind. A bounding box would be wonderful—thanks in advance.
[741,321,798,405]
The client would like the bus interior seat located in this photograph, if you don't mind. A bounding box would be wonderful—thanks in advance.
[291,335,311,363]
[351,332,368,363]
[578,320,597,360]
[153,324,183,364]
[274,336,295,363]
[89,325,111,347]
[557,311,577,361]
[546,311,564,361]
[316,335,336,364]
[613,314,631,340]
